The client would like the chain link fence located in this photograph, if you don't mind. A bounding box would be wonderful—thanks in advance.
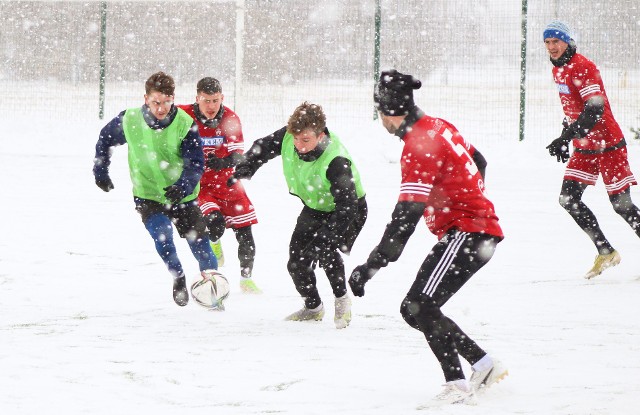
[1,0,638,144]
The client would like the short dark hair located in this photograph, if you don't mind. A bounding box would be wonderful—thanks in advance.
[145,71,175,96]
[287,101,326,135]
[197,77,222,95]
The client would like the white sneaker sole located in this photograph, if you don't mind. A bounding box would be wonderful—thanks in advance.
[417,393,477,409]
[475,367,509,392]
[334,316,351,329]
[584,253,621,279]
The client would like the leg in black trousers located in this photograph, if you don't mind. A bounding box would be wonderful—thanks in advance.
[559,179,615,254]
[287,208,324,309]
[609,188,640,237]
[400,230,500,382]
[233,226,256,278]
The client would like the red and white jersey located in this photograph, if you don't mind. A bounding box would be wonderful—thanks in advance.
[552,53,624,151]
[177,104,244,196]
[398,115,503,240]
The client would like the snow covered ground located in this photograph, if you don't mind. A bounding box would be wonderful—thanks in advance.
[1,113,640,415]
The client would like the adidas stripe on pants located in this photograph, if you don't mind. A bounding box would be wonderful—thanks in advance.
[400,229,501,382]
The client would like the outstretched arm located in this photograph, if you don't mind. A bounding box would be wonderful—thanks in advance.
[367,201,424,267]
[233,126,287,180]
[349,201,424,296]
[206,152,244,171]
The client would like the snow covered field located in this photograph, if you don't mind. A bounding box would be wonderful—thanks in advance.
[1,113,639,414]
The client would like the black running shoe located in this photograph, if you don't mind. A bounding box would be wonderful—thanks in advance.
[172,275,189,306]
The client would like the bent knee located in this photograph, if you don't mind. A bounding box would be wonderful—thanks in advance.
[205,212,226,240]
[287,257,308,274]
[400,296,419,330]
[558,193,575,210]
[610,195,635,216]
[400,294,441,322]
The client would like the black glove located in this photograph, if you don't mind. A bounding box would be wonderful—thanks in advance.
[227,164,254,187]
[206,154,231,171]
[546,119,574,163]
[226,175,239,187]
[234,164,254,179]
[348,264,378,297]
[546,138,570,163]
[96,178,114,192]
[163,185,185,204]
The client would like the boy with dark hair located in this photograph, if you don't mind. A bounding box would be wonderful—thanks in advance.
[93,71,218,307]
[178,77,261,294]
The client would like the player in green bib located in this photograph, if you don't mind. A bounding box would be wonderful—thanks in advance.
[93,72,218,307]
[230,102,367,329]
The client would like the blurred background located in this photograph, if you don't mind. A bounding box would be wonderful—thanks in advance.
[1,0,638,145]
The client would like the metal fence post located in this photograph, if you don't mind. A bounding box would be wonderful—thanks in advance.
[98,1,107,120]
[519,0,528,141]
[372,0,381,120]
[235,0,245,114]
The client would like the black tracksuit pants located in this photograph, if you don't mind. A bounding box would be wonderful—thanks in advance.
[287,198,367,309]
[400,229,501,382]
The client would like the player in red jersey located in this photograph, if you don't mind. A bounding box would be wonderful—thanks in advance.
[544,21,640,279]
[177,78,261,293]
[348,70,508,405]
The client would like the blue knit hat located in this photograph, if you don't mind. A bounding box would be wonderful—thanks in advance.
[543,20,572,44]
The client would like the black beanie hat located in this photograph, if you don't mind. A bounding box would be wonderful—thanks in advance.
[374,69,422,116]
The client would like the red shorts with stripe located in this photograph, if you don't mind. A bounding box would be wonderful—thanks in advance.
[564,146,637,195]
[198,184,258,229]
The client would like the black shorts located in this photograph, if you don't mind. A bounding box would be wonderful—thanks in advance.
[134,197,207,239]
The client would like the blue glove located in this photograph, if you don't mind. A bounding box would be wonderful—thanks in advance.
[163,185,185,204]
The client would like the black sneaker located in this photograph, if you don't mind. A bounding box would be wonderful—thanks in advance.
[172,275,189,306]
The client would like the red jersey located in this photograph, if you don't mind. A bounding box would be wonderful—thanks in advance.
[552,53,624,151]
[398,115,503,240]
[177,104,244,196]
